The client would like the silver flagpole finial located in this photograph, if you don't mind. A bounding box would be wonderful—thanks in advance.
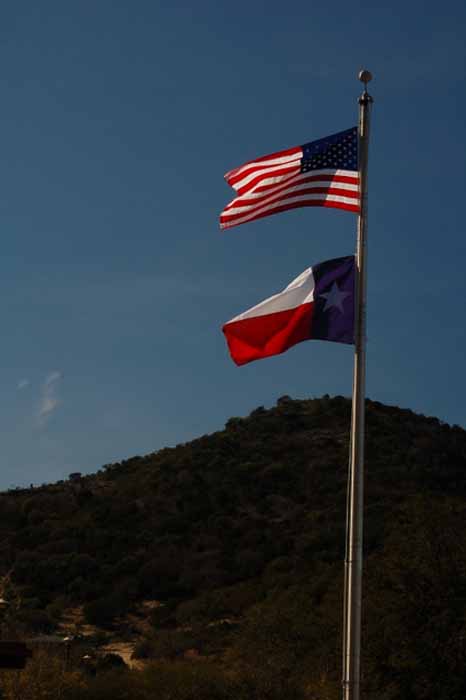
[358,69,373,93]
[358,70,372,102]
[358,70,373,105]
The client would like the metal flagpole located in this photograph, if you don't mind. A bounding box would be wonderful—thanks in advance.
[342,69,373,700]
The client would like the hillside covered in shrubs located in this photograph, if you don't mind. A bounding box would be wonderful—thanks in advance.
[1,395,466,699]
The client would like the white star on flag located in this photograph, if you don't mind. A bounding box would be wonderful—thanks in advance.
[320,282,350,313]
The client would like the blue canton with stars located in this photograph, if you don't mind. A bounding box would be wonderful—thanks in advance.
[300,127,358,173]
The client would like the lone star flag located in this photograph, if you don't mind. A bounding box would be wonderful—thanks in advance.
[223,256,355,366]
[220,128,359,229]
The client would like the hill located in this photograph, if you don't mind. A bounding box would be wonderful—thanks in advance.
[1,395,466,699]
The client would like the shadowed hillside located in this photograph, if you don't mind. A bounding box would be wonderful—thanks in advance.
[1,395,466,699]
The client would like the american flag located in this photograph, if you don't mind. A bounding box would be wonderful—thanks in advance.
[220,127,360,230]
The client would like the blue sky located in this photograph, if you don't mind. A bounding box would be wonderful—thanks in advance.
[0,1,465,489]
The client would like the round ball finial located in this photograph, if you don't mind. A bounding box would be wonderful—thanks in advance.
[358,69,373,85]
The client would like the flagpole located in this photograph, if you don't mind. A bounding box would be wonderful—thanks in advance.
[342,70,373,700]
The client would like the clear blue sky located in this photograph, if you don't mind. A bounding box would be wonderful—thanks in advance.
[0,1,465,489]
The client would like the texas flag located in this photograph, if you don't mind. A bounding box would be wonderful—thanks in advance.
[223,256,355,366]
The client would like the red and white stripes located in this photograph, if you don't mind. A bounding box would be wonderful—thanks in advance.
[223,266,317,365]
[220,145,360,230]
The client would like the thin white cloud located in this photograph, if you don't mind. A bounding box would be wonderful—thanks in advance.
[37,371,62,426]
[17,379,30,390]
[45,371,62,385]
